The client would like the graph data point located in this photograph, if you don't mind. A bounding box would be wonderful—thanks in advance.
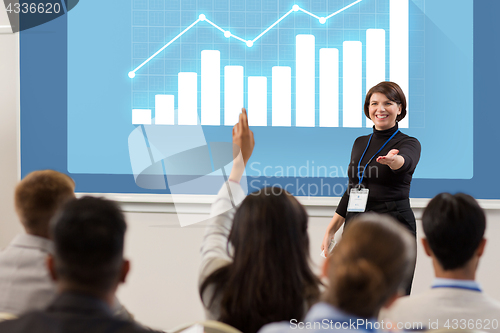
[128,71,136,79]
[224,31,231,38]
[293,5,300,11]
[319,17,326,24]
[199,14,206,21]
[246,40,254,47]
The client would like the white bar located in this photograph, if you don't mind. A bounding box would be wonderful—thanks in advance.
[366,29,386,128]
[296,35,315,127]
[272,66,291,127]
[132,109,152,125]
[201,50,220,125]
[155,95,174,125]
[224,66,244,126]
[320,48,339,127]
[248,77,267,126]
[343,41,363,128]
[366,29,386,90]
[178,72,198,125]
[390,0,409,128]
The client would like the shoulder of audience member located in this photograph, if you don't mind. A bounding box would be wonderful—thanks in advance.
[0,312,165,333]
[380,293,430,321]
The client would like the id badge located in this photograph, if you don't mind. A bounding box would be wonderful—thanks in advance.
[347,188,369,212]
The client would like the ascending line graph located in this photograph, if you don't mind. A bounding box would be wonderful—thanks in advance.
[130,0,409,129]
[128,0,362,79]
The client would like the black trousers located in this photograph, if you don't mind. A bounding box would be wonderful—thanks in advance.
[344,198,417,296]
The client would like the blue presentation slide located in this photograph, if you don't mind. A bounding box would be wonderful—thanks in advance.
[66,0,473,189]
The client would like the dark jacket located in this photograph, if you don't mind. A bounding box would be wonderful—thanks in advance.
[0,292,162,333]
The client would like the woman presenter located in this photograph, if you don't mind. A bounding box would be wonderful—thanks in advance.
[321,81,420,293]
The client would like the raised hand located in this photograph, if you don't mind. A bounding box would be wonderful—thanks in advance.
[376,149,405,170]
[230,108,255,182]
[232,108,254,165]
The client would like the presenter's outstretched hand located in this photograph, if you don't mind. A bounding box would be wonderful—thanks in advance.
[230,108,254,183]
[376,149,405,170]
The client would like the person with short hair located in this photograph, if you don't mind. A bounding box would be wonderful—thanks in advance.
[0,197,160,333]
[380,193,500,332]
[0,170,75,315]
[259,213,416,333]
[322,81,421,295]
[199,109,321,333]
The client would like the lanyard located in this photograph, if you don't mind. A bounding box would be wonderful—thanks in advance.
[432,285,482,292]
[357,129,399,185]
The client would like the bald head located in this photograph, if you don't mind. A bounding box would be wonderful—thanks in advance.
[15,170,75,238]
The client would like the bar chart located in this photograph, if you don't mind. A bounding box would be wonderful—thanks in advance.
[66,0,474,181]
[131,0,409,128]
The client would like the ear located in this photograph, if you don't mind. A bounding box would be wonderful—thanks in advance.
[397,104,402,115]
[46,255,58,282]
[476,238,486,258]
[421,238,432,257]
[119,259,130,284]
[321,256,329,279]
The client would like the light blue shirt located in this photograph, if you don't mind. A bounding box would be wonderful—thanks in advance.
[432,278,482,292]
[258,302,380,333]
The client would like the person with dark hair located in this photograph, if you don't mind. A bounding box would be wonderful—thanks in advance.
[321,81,420,294]
[199,109,321,333]
[381,193,500,332]
[0,170,131,320]
[259,213,416,333]
[0,196,160,333]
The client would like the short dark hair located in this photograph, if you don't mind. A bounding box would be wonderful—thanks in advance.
[364,81,407,122]
[15,170,75,236]
[50,197,127,294]
[422,193,486,270]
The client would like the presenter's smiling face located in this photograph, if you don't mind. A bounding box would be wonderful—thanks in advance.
[369,92,401,131]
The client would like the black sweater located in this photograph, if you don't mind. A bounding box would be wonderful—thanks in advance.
[336,124,421,217]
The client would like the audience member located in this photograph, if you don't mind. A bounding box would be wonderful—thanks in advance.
[381,193,500,332]
[199,109,321,333]
[259,213,416,333]
[0,170,75,315]
[0,197,161,333]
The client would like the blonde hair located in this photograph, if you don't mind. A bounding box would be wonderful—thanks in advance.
[325,213,415,318]
[15,170,75,236]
